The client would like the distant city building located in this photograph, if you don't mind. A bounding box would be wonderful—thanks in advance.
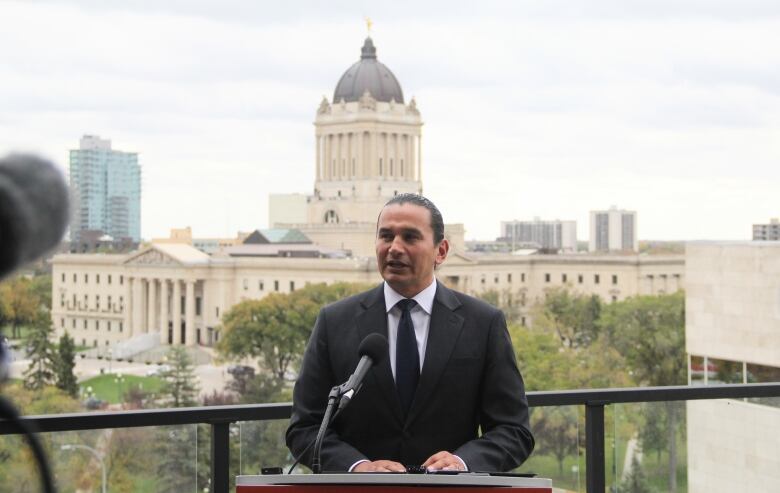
[500,218,577,253]
[589,206,637,253]
[152,227,314,255]
[752,218,780,241]
[69,135,141,246]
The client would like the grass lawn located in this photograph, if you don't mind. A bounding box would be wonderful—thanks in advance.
[80,373,164,404]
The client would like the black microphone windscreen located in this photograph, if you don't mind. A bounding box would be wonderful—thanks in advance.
[0,154,69,277]
[358,333,388,365]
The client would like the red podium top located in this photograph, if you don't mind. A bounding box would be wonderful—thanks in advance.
[236,473,552,493]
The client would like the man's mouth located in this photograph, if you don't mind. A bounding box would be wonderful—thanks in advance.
[386,260,408,269]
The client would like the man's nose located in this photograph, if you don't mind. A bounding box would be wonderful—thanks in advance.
[388,236,404,254]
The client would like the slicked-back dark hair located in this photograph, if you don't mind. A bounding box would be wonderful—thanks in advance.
[380,193,445,245]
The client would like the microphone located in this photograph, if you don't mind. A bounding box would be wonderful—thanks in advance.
[310,333,388,474]
[337,333,388,411]
[0,154,70,279]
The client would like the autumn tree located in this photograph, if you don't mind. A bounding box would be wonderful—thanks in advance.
[0,277,40,339]
[531,287,601,348]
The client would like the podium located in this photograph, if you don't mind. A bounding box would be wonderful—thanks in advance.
[236,473,552,493]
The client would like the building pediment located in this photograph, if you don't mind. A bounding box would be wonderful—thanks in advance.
[124,247,182,267]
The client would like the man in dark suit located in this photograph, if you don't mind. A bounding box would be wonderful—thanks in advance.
[286,194,534,472]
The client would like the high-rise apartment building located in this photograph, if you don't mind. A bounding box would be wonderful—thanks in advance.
[752,218,780,241]
[501,218,577,252]
[589,206,637,253]
[69,135,141,244]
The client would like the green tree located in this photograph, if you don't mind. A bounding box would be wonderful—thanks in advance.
[55,332,79,397]
[29,274,52,311]
[530,287,601,348]
[218,282,370,382]
[22,311,56,391]
[159,346,199,407]
[599,292,686,493]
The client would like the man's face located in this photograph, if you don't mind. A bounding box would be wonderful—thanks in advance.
[375,203,449,298]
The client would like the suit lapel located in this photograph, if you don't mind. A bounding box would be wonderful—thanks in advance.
[405,282,464,426]
[355,284,404,424]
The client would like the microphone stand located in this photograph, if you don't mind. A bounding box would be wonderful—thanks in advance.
[310,385,343,474]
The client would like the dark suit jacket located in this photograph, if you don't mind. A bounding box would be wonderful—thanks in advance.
[285,282,534,472]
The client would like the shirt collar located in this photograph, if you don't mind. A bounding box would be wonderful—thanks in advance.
[384,278,437,315]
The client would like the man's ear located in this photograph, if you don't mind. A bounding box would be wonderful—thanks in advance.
[434,238,450,268]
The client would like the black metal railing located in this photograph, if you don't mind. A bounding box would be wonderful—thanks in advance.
[3,383,780,493]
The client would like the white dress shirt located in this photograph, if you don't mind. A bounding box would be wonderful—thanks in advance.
[384,278,437,380]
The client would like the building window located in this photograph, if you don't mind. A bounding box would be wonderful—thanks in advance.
[72,319,76,329]
[196,297,202,316]
[578,274,584,284]
[521,316,527,326]
[95,320,99,331]
[562,274,568,283]
[611,295,618,302]
[95,295,100,310]
[93,340,97,348]
[84,274,88,283]
[83,320,87,329]
[60,294,65,308]
[73,273,77,283]
[216,307,220,318]
[379,158,383,175]
[494,275,499,284]
[480,275,486,285]
[60,318,64,328]
[120,275,124,285]
[274,280,279,292]
[107,295,112,309]
[96,274,100,284]
[521,273,525,282]
[84,294,88,306]
[243,279,248,291]
[61,273,65,282]
[612,274,618,285]
[82,338,86,347]
[290,281,295,292]
[259,281,264,291]
[594,274,600,284]
[119,322,123,332]
[108,275,112,284]
[507,273,512,283]
[545,273,551,283]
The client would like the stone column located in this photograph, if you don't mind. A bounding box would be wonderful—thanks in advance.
[417,135,423,184]
[159,279,169,344]
[124,276,132,336]
[315,135,321,180]
[147,278,157,332]
[172,280,182,345]
[132,277,144,336]
[185,280,196,346]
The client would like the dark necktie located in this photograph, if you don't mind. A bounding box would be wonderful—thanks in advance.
[395,298,419,415]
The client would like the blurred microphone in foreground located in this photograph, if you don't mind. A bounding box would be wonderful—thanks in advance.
[0,153,70,279]
[0,152,67,493]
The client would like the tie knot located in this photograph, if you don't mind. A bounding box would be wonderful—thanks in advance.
[396,299,417,312]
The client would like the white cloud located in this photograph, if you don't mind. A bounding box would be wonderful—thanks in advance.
[1,0,779,241]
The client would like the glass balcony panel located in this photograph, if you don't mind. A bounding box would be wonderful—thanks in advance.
[614,401,688,492]
[238,419,293,475]
[516,405,583,491]
[0,425,202,493]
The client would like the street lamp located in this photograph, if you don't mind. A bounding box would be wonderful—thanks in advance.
[61,444,106,493]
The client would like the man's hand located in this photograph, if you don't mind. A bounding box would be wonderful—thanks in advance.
[352,460,407,472]
[422,451,466,471]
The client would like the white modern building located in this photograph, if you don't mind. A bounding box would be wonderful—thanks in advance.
[753,218,780,241]
[501,218,577,252]
[686,242,780,492]
[589,206,637,253]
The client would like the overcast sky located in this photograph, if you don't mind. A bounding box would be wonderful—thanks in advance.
[1,0,778,241]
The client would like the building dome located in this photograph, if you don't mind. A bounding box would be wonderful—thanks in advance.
[333,38,404,104]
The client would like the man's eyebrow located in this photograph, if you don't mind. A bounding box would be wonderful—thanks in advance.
[378,226,422,235]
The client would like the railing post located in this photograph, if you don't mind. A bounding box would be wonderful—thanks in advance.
[585,402,606,493]
[211,422,230,493]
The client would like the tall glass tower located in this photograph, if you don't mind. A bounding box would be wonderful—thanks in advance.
[69,135,141,243]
